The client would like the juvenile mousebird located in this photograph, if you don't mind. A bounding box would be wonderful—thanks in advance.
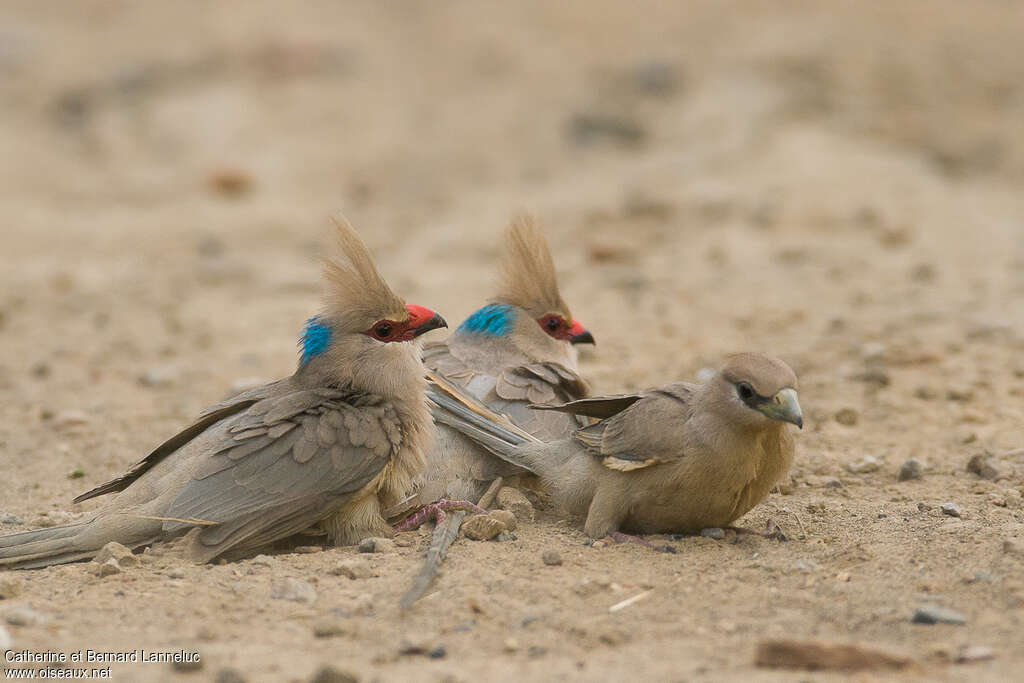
[394,215,594,517]
[427,353,801,539]
[0,218,446,569]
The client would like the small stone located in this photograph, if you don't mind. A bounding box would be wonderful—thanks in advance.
[96,558,122,577]
[503,638,520,653]
[488,509,517,531]
[836,572,851,582]
[398,633,431,655]
[215,668,248,683]
[313,619,350,638]
[0,578,21,600]
[941,503,962,518]
[495,531,517,542]
[496,487,534,522]
[0,624,10,650]
[834,408,858,426]
[331,559,373,580]
[966,454,999,480]
[139,363,182,387]
[792,559,819,573]
[898,459,923,481]
[955,645,995,663]
[3,606,48,627]
[946,387,974,402]
[95,541,138,567]
[309,665,358,683]
[270,578,317,604]
[427,645,446,659]
[0,512,24,526]
[912,604,966,625]
[167,567,186,579]
[845,455,880,474]
[357,537,396,553]
[51,410,90,430]
[1003,539,1023,556]
[542,551,563,566]
[914,385,938,400]
[701,527,726,540]
[171,657,203,673]
[859,343,887,361]
[462,514,506,540]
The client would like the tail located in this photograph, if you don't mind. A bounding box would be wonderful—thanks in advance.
[426,371,546,473]
[0,517,159,570]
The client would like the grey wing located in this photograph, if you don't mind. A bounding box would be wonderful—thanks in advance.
[164,390,401,556]
[574,383,698,471]
[73,379,292,504]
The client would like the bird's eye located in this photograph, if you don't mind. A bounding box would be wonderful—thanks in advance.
[373,322,393,339]
[737,382,755,400]
[545,316,561,331]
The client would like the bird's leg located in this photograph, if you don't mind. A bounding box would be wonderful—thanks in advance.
[722,519,788,541]
[393,500,488,532]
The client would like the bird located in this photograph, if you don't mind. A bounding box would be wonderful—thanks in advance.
[427,352,802,540]
[391,215,595,520]
[0,218,446,569]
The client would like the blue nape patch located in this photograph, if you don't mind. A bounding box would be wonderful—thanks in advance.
[458,303,515,337]
[300,316,332,364]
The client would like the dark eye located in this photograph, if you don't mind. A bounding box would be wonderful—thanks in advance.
[545,316,561,331]
[737,382,755,400]
[373,322,393,339]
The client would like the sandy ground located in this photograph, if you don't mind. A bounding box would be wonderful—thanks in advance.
[2,1,1024,681]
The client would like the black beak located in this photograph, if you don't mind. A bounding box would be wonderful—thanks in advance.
[569,330,595,345]
[412,313,448,338]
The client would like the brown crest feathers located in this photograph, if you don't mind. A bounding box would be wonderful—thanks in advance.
[322,217,407,329]
[493,214,571,319]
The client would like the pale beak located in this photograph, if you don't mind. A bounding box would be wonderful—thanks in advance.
[757,387,803,429]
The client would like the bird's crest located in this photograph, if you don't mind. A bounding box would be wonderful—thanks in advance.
[493,215,572,320]
[322,217,408,329]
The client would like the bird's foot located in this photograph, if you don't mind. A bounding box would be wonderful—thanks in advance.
[590,532,675,552]
[393,500,489,532]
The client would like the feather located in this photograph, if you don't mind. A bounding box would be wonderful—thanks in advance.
[493,215,572,319]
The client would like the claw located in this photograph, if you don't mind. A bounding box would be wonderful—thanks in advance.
[393,499,488,533]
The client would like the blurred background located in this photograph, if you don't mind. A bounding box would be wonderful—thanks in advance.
[2,3,1024,679]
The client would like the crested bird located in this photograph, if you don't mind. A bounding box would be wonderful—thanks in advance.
[427,353,802,540]
[0,219,446,569]
[394,215,595,517]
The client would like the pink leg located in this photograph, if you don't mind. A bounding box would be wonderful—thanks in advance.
[394,500,488,532]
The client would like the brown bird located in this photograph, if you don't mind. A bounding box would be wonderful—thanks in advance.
[395,215,594,516]
[428,353,802,539]
[0,219,446,569]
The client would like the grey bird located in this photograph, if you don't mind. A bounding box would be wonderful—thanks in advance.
[395,215,594,515]
[0,219,446,569]
[427,353,802,539]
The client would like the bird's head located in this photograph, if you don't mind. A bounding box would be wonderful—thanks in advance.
[458,215,593,353]
[710,353,802,430]
[297,218,447,395]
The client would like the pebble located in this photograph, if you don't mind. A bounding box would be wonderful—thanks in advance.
[792,559,819,573]
[914,385,938,400]
[955,645,995,663]
[912,604,966,625]
[834,408,858,426]
[3,606,48,627]
[946,387,974,402]
[496,487,534,522]
[397,633,432,655]
[357,537,396,553]
[966,454,999,480]
[167,567,186,579]
[51,409,90,430]
[0,625,10,650]
[462,514,506,540]
[270,578,317,604]
[138,363,182,388]
[503,638,520,653]
[0,578,21,600]
[309,665,358,683]
[312,619,351,638]
[1003,539,1023,557]
[331,559,373,580]
[215,668,248,683]
[0,512,24,526]
[845,455,880,474]
[941,503,962,518]
[95,541,138,567]
[701,527,725,540]
[897,458,923,481]
[488,509,517,531]
[542,550,563,566]
[96,559,122,577]
[427,646,446,659]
